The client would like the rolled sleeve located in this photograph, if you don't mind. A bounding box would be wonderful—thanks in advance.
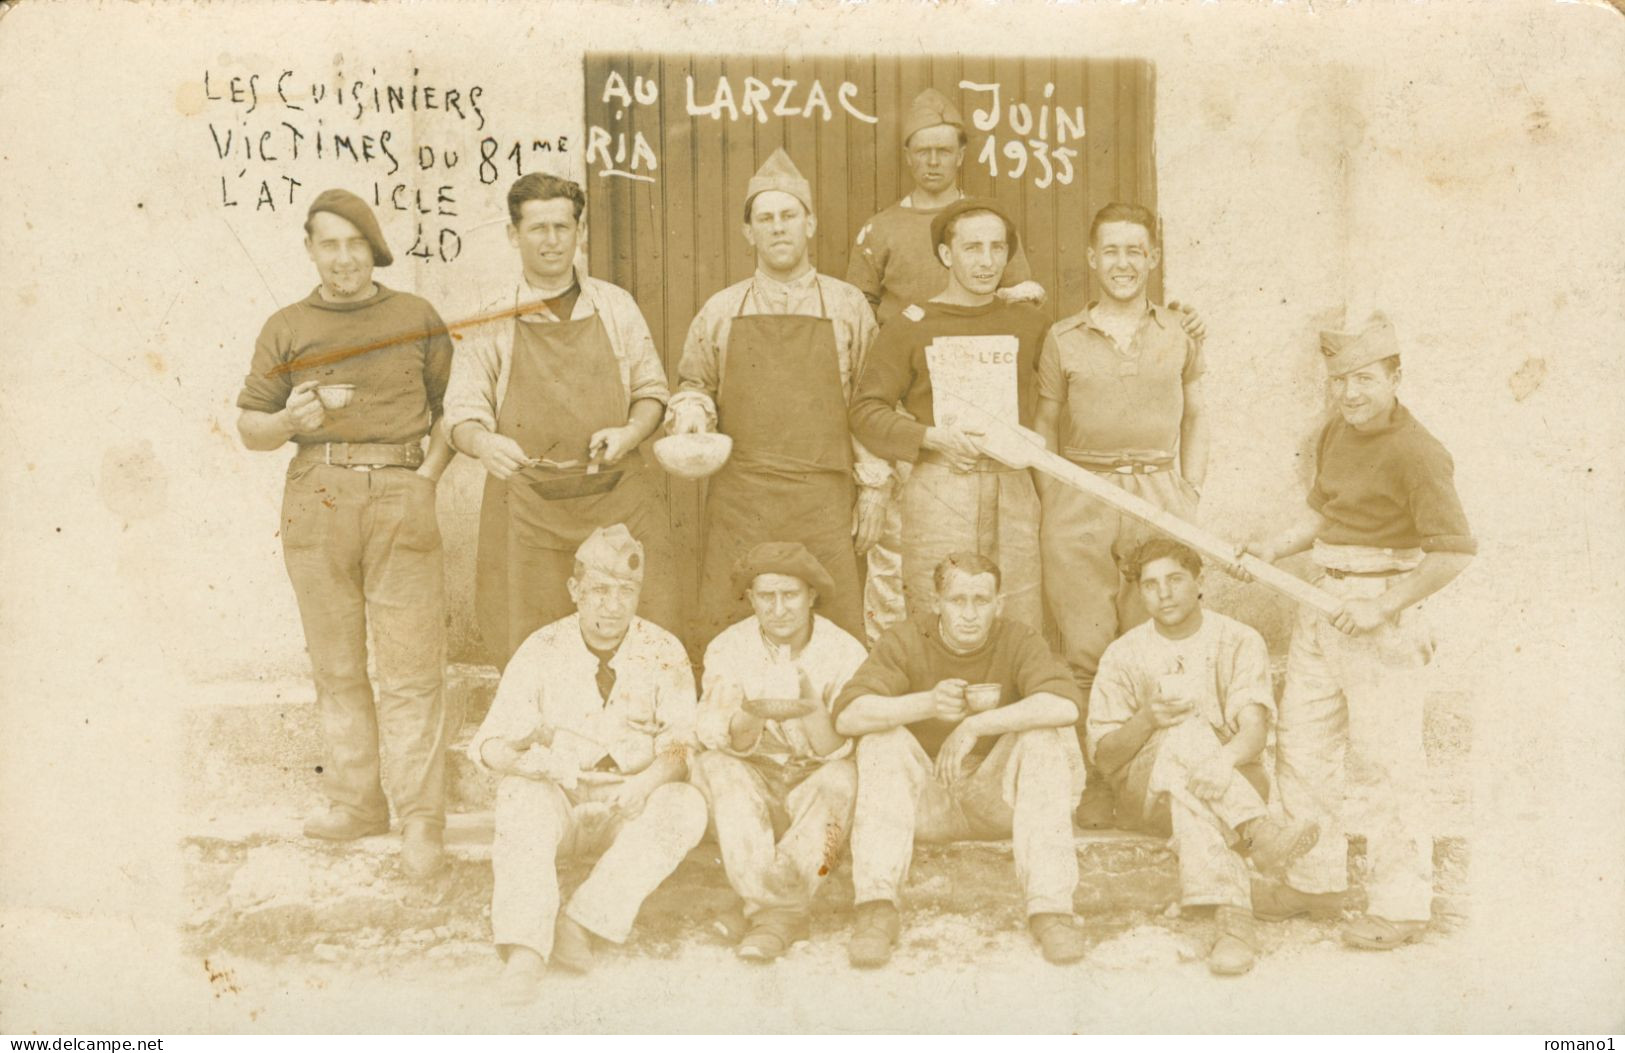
[1036,329,1067,404]
[1085,646,1139,766]
[440,311,504,453]
[667,311,722,428]
[236,313,296,414]
[1221,625,1276,730]
[696,635,748,752]
[467,637,548,773]
[602,285,670,407]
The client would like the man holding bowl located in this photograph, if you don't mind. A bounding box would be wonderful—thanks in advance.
[235,187,454,878]
[689,541,870,962]
[832,551,1088,967]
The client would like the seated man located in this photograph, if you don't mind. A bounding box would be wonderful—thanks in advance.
[833,552,1088,967]
[1087,539,1318,976]
[690,542,870,962]
[467,524,707,1005]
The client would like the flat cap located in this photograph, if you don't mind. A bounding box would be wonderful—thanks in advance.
[930,196,1019,256]
[731,541,837,605]
[575,523,644,582]
[745,147,813,214]
[307,188,393,267]
[904,88,964,144]
[1320,311,1400,376]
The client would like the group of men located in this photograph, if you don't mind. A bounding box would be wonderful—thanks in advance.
[236,86,1475,1001]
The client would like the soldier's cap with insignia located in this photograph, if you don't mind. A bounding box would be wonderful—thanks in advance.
[307,188,393,267]
[574,523,644,582]
[731,541,836,604]
[745,147,813,215]
[904,88,964,144]
[930,196,1019,255]
[1320,311,1400,377]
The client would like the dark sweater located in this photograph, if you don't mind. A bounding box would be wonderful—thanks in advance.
[848,299,1051,463]
[1309,401,1476,554]
[237,284,453,446]
[832,617,1081,759]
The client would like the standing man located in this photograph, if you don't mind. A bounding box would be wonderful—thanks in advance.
[1240,312,1475,949]
[833,552,1087,967]
[849,198,1051,631]
[1033,201,1209,828]
[690,542,869,962]
[1088,539,1318,976]
[670,149,887,648]
[444,173,680,667]
[845,87,1043,644]
[468,525,706,1005]
[236,188,453,878]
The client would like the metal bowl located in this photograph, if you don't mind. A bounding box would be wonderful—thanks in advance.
[965,683,1003,711]
[653,433,733,479]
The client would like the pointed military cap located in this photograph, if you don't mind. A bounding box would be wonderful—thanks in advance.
[1319,311,1401,376]
[745,148,813,214]
[904,88,964,144]
[575,523,644,582]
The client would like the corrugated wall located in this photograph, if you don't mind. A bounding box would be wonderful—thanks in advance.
[584,54,1157,624]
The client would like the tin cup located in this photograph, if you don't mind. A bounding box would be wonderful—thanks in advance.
[964,682,1003,712]
[316,383,356,410]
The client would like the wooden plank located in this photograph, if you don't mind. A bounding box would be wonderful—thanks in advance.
[753,54,787,169]
[722,57,757,286]
[897,56,930,205]
[841,53,878,275]
[958,54,997,200]
[990,52,1026,235]
[1054,57,1090,316]
[691,55,728,313]
[658,54,696,381]
[628,53,665,400]
[873,58,903,209]
[815,54,850,279]
[1085,59,1118,305]
[583,54,612,278]
[1019,57,1059,320]
[782,54,820,257]
[1136,61,1164,304]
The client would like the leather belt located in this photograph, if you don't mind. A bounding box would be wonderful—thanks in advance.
[294,442,425,470]
[918,451,1017,473]
[1067,453,1176,475]
[1322,566,1409,579]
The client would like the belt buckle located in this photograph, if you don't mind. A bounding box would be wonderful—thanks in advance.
[1112,463,1134,475]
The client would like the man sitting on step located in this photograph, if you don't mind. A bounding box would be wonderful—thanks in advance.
[1087,538,1318,976]
[833,551,1089,967]
[690,541,870,962]
[467,523,707,1005]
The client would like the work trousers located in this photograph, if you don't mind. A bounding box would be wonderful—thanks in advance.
[1118,719,1269,910]
[862,467,911,644]
[491,777,708,960]
[689,751,857,917]
[900,460,1042,631]
[281,463,447,828]
[1276,572,1435,922]
[851,726,1082,917]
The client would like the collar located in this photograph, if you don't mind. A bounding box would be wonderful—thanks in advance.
[1056,300,1172,337]
[514,264,595,321]
[753,614,819,661]
[566,613,639,669]
[303,283,392,312]
[899,188,965,212]
[1340,400,1413,438]
[751,267,820,296]
[927,616,1000,660]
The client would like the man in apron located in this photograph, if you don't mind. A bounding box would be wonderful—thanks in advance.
[444,173,680,667]
[1239,312,1476,950]
[849,198,1053,634]
[1032,202,1210,829]
[236,188,454,878]
[845,88,1044,645]
[670,149,887,651]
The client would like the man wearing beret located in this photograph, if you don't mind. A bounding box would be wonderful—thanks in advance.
[689,541,869,962]
[443,173,681,668]
[671,148,886,648]
[236,188,454,878]
[844,87,1044,648]
[1033,202,1211,830]
[1239,312,1476,950]
[834,551,1088,968]
[849,198,1052,633]
[467,524,706,1004]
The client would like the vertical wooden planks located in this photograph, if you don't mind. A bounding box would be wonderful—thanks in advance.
[958,55,997,201]
[840,53,878,279]
[1054,57,1090,317]
[873,58,903,211]
[1020,57,1060,321]
[815,54,850,279]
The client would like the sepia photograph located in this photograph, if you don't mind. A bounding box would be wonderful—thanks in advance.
[0,0,1622,1037]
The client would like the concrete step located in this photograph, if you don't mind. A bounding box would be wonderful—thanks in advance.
[182,810,1469,963]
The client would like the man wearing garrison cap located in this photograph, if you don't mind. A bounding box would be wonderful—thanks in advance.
[690,541,869,962]
[236,188,456,879]
[1238,311,1476,950]
[843,87,1045,647]
[671,148,886,649]
[469,523,704,1004]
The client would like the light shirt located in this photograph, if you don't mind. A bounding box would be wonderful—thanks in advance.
[669,269,889,488]
[1085,611,1274,766]
[696,613,869,767]
[468,614,697,777]
[441,265,671,454]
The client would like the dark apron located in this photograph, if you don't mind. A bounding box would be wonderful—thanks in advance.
[696,280,862,642]
[474,309,660,664]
